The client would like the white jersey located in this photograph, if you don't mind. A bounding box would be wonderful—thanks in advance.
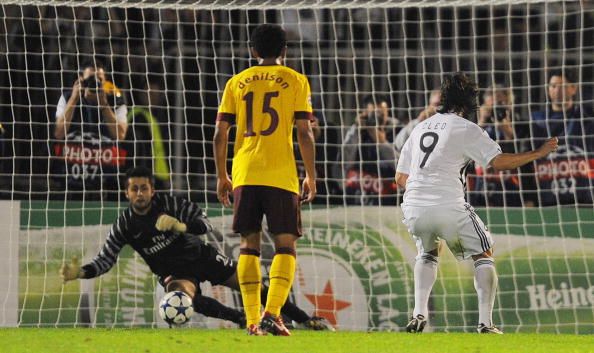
[396,113,502,207]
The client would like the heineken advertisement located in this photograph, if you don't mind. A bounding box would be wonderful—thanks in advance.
[16,201,594,333]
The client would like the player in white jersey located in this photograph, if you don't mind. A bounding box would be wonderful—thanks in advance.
[396,72,558,334]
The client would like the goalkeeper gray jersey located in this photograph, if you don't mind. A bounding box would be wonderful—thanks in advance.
[396,113,502,207]
[80,193,213,279]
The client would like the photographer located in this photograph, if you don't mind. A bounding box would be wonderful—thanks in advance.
[526,69,594,206]
[477,85,515,152]
[469,85,523,206]
[340,95,399,205]
[55,62,128,140]
[53,61,128,200]
[394,89,441,160]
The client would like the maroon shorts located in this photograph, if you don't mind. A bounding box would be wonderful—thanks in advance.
[232,185,302,237]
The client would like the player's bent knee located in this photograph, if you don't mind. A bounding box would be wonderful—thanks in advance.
[239,248,261,256]
[426,248,439,257]
[273,233,298,249]
[472,248,494,261]
[222,272,241,291]
[418,252,439,264]
[166,279,197,298]
[275,247,296,257]
[240,232,261,249]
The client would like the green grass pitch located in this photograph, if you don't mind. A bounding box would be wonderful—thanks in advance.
[2,329,593,353]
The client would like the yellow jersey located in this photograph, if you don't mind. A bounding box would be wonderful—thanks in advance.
[217,65,313,194]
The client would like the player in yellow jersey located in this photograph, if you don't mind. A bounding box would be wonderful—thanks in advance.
[213,24,316,336]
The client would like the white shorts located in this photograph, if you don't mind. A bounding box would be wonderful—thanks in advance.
[401,203,494,260]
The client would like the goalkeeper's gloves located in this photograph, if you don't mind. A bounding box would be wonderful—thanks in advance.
[155,214,187,234]
[60,256,84,283]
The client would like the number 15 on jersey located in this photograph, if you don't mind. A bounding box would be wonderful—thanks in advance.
[242,91,280,137]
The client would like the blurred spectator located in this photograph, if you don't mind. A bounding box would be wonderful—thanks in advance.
[477,85,516,151]
[126,80,171,190]
[340,95,399,205]
[469,85,524,206]
[53,61,128,200]
[394,89,441,159]
[525,69,594,206]
[295,114,340,204]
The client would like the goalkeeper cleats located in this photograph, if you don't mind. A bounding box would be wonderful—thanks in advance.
[303,316,335,331]
[477,324,503,334]
[247,324,267,336]
[406,314,427,333]
[259,312,291,336]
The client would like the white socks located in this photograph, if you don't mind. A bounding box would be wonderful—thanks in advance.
[474,258,498,327]
[413,253,438,318]
[412,254,498,327]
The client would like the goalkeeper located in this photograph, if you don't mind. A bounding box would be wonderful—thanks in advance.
[60,166,331,331]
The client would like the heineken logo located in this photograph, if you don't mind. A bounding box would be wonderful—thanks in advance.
[295,224,411,330]
[304,279,351,326]
[526,283,594,310]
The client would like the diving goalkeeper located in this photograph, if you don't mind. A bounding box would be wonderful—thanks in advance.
[60,166,331,330]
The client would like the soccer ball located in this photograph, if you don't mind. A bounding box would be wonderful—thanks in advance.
[159,291,194,326]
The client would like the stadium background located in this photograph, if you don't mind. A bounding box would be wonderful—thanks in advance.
[0,1,592,334]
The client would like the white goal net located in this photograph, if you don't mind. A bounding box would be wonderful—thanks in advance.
[0,0,592,333]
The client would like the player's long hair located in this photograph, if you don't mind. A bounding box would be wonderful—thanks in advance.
[437,72,478,119]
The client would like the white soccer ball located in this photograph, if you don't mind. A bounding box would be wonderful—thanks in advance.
[158,291,194,326]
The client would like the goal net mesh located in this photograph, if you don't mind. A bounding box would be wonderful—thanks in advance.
[0,0,592,333]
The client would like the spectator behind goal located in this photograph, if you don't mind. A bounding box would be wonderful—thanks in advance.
[469,85,524,207]
[53,61,128,200]
[526,68,594,206]
[341,95,399,205]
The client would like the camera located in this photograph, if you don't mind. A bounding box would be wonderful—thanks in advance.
[82,75,102,90]
[493,106,509,121]
[365,111,384,127]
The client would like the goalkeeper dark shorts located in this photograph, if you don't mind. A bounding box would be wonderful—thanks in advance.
[232,185,302,237]
[158,243,236,288]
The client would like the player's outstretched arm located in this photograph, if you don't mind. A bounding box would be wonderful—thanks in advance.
[296,119,316,203]
[213,120,233,207]
[60,220,128,283]
[59,256,84,283]
[490,137,558,171]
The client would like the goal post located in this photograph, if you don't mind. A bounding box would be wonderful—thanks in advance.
[1,0,592,333]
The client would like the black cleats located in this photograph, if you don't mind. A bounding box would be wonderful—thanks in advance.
[406,314,427,333]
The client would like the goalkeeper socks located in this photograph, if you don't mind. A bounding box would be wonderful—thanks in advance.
[237,249,262,327]
[264,248,296,317]
[474,257,497,327]
[413,253,438,318]
[193,295,245,325]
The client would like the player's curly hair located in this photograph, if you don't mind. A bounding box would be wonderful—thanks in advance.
[250,24,287,59]
[437,72,478,119]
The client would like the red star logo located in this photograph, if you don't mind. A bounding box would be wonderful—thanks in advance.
[304,280,351,326]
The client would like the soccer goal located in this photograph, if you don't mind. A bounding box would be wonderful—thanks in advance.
[0,0,592,333]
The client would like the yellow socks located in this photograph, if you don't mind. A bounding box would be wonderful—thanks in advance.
[264,248,296,317]
[237,249,262,327]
